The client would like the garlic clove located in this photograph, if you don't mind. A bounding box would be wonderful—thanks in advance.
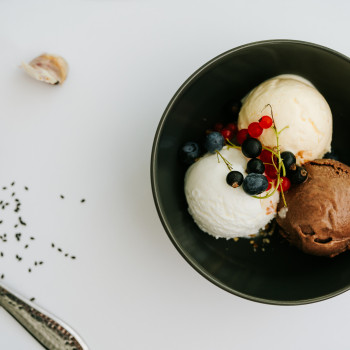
[21,53,68,85]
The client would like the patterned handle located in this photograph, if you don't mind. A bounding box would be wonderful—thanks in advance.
[0,284,89,350]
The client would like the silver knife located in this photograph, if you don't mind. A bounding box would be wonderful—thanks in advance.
[0,283,89,350]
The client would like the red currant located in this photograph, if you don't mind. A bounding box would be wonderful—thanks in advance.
[214,122,224,132]
[259,149,277,165]
[265,164,278,179]
[259,115,273,129]
[248,122,263,138]
[277,176,291,192]
[236,129,249,144]
[221,128,233,140]
[266,176,273,191]
[226,123,237,133]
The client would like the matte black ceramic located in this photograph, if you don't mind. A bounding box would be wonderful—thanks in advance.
[151,39,350,305]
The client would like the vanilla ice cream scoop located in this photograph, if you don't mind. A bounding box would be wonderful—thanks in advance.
[184,147,279,239]
[238,75,332,164]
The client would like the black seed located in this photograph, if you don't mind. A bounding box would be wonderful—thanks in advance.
[34,262,38,266]
[30,237,35,240]
[2,187,6,190]
[11,192,15,197]
[64,253,68,257]
[58,248,62,252]
[51,243,55,248]
[71,256,76,260]
[1,274,4,279]
[29,297,35,302]
[24,186,29,191]
[60,195,65,199]
[39,261,43,265]
[14,224,18,228]
[19,217,27,226]
[11,182,15,186]
[28,268,31,273]
[0,252,3,257]
[24,245,28,249]
[0,221,2,224]
[81,199,86,203]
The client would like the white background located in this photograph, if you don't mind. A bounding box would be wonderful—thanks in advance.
[0,1,350,349]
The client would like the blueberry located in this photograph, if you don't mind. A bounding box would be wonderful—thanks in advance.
[287,166,308,184]
[204,132,225,153]
[246,158,265,174]
[242,173,268,195]
[179,142,200,165]
[226,171,244,188]
[241,138,262,158]
[281,151,296,171]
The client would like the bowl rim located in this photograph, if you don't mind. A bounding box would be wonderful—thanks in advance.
[150,39,350,305]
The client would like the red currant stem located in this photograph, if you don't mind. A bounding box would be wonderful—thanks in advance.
[262,146,279,157]
[261,103,275,126]
[226,139,241,149]
[278,125,289,135]
[280,184,287,207]
[215,150,233,171]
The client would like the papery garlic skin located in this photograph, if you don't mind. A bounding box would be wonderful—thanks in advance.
[21,54,68,85]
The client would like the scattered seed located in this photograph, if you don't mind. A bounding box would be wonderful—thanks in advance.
[19,217,27,226]
[24,186,29,191]
[1,274,4,279]
[28,268,31,273]
[29,297,35,302]
[11,182,15,186]
[81,199,85,203]
[58,248,62,252]
[60,195,64,199]
[24,245,28,249]
[39,261,43,265]
[11,192,15,197]
[30,237,34,240]
[71,256,76,260]
[2,187,6,190]
[51,243,55,248]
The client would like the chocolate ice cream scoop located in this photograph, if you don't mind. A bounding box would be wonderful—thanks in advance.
[276,159,350,257]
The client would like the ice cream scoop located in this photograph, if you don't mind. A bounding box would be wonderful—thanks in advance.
[238,74,332,164]
[184,147,279,239]
[276,159,350,257]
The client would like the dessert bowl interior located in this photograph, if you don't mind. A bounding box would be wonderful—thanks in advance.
[151,40,350,305]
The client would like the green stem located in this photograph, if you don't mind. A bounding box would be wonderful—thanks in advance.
[216,150,233,171]
[226,139,241,150]
[262,146,279,157]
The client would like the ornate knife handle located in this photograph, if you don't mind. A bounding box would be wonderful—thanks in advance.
[0,284,89,350]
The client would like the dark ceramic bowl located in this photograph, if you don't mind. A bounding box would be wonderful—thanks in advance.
[151,39,350,305]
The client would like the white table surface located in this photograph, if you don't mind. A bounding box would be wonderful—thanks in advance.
[1,1,350,349]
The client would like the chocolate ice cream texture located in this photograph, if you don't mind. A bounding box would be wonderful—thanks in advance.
[276,159,350,257]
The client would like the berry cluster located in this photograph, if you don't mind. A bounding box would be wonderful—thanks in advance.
[179,104,309,207]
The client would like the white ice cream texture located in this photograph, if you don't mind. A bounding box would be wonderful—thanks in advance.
[184,147,279,239]
[238,74,332,164]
